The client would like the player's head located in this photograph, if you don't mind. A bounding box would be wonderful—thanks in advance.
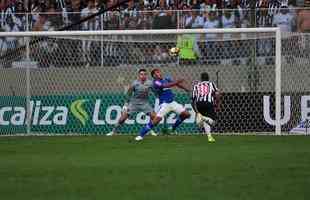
[200,72,209,81]
[151,68,162,79]
[138,68,147,81]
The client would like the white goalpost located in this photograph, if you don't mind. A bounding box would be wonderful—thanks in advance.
[0,28,308,136]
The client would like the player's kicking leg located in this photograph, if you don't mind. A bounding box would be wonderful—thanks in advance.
[107,111,129,136]
[168,101,190,134]
[134,112,158,141]
[196,113,216,142]
[135,102,190,141]
[135,115,162,141]
[169,110,190,134]
[148,111,158,136]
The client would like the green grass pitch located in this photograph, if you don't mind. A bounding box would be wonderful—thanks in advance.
[0,135,309,200]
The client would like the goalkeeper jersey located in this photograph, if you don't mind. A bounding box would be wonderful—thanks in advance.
[129,79,153,105]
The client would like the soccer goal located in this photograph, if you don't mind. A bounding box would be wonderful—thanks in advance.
[0,28,309,135]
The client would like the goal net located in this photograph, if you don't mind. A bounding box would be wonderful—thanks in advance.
[0,29,309,135]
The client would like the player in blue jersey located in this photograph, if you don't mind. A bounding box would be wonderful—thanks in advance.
[135,68,191,141]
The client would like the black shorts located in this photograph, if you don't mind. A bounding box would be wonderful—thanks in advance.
[195,101,217,120]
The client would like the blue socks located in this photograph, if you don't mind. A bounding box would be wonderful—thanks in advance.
[139,116,185,137]
[172,116,185,131]
[139,121,154,137]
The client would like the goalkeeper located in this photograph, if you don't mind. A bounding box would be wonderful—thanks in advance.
[191,72,221,142]
[107,69,157,136]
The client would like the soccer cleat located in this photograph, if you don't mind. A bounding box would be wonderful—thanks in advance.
[150,130,158,136]
[106,131,115,136]
[167,127,178,135]
[135,136,143,141]
[207,135,216,143]
[196,113,215,126]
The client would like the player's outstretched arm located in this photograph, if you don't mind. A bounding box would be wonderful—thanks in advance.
[123,85,133,103]
[160,79,184,89]
[176,82,190,93]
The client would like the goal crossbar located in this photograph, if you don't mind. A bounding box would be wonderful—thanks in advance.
[0,28,280,37]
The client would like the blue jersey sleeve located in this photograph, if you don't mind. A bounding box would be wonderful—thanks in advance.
[153,80,163,89]
[165,76,173,83]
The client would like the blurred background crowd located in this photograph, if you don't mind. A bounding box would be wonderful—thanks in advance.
[0,0,309,32]
[0,0,310,68]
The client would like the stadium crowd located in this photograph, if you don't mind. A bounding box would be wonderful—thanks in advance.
[0,0,309,68]
[0,0,309,32]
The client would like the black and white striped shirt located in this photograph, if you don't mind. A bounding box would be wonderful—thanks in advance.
[192,81,218,104]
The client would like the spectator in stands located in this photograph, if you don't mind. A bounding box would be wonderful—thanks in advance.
[273,3,295,32]
[119,12,130,29]
[67,0,83,30]
[178,4,190,28]
[185,10,204,28]
[81,0,99,30]
[47,1,64,30]
[203,9,220,31]
[273,2,297,63]
[203,9,220,64]
[32,13,51,31]
[30,0,49,29]
[0,0,15,27]
[229,0,247,28]
[106,11,119,29]
[222,6,236,28]
[14,1,26,30]
[122,0,139,18]
[1,3,24,67]
[167,6,177,27]
[152,0,175,29]
[3,15,18,48]
[256,0,276,27]
[256,0,274,65]
[190,0,201,10]
[221,6,237,65]
[136,10,153,29]
[0,27,10,67]
[0,1,26,31]
[0,0,6,11]
[297,0,310,56]
[81,0,100,66]
[200,0,218,12]
[31,12,56,67]
[0,28,8,57]
[297,0,310,32]
[137,18,151,29]
[0,0,17,12]
[128,17,138,29]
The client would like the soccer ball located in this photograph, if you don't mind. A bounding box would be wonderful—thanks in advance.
[169,47,180,57]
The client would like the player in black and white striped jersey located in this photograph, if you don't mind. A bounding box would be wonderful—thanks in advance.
[192,72,221,142]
